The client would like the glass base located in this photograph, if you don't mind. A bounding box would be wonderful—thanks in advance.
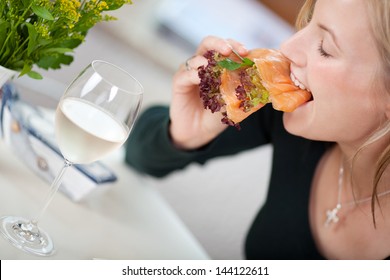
[0,216,55,257]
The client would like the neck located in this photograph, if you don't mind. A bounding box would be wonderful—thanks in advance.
[336,133,390,200]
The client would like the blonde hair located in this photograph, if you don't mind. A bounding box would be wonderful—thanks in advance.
[297,0,390,226]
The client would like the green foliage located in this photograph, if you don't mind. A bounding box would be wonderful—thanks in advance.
[0,0,132,79]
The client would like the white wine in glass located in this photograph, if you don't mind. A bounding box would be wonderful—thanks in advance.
[0,60,143,256]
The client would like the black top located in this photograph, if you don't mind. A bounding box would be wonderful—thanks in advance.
[124,104,376,259]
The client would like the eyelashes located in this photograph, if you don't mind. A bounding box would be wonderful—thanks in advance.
[318,40,331,58]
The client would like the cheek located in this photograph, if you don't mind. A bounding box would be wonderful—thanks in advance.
[312,61,377,116]
[284,66,380,142]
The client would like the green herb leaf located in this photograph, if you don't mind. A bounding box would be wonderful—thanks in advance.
[25,23,38,56]
[218,59,243,71]
[105,0,132,10]
[217,57,255,71]
[41,48,73,54]
[19,62,43,79]
[19,63,32,77]
[242,57,255,67]
[21,0,31,8]
[52,39,83,49]
[0,20,10,47]
[37,54,74,70]
[31,5,54,21]
[27,70,43,80]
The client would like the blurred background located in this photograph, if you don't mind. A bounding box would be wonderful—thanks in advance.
[17,0,304,259]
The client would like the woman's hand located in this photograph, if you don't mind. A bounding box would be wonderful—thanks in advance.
[169,36,249,150]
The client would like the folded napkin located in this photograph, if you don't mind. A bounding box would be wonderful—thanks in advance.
[0,83,117,201]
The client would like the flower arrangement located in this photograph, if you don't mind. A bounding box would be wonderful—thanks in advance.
[0,0,132,79]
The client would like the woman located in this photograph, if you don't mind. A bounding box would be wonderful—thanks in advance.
[126,0,390,259]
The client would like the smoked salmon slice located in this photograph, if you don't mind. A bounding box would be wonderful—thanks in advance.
[254,49,312,112]
[198,49,312,126]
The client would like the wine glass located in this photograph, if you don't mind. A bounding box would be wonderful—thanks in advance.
[0,60,143,256]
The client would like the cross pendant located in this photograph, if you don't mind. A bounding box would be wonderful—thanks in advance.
[324,204,341,227]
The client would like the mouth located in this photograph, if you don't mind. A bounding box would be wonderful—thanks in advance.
[290,72,310,92]
[290,72,313,101]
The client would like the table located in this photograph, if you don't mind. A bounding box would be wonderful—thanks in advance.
[0,140,209,259]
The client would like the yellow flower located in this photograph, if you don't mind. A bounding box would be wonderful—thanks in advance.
[33,22,50,39]
[98,2,109,11]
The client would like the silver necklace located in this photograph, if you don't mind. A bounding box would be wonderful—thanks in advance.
[324,160,390,227]
[324,161,344,227]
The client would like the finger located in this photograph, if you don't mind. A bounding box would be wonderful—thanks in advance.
[225,38,249,56]
[185,55,196,71]
[184,55,207,71]
[174,65,201,91]
[195,36,249,58]
[196,36,233,56]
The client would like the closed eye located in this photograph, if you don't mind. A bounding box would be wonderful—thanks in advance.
[318,40,331,58]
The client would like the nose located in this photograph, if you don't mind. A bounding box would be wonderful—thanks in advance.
[280,28,307,68]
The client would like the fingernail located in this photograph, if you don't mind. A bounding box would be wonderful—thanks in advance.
[224,42,234,52]
[240,46,248,52]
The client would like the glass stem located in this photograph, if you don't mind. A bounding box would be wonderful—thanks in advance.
[31,159,72,225]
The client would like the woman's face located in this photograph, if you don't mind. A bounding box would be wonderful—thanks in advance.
[281,0,389,146]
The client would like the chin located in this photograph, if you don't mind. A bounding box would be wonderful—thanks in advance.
[282,100,315,138]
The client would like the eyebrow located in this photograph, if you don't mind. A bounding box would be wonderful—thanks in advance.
[318,23,341,50]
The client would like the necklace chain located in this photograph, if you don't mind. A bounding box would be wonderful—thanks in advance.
[324,158,390,227]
